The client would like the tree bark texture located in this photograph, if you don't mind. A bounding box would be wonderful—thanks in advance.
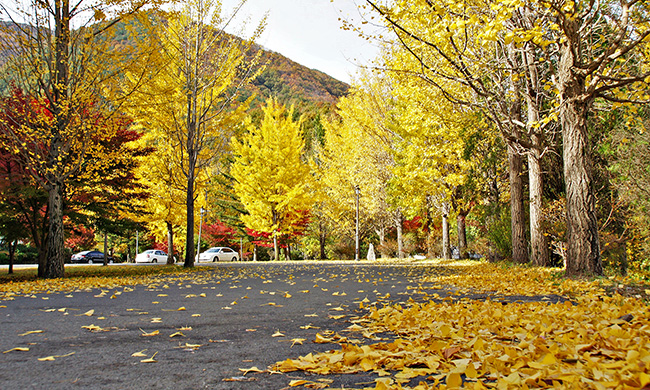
[166,221,175,264]
[44,181,65,278]
[184,171,195,267]
[528,149,549,266]
[558,41,602,276]
[442,202,450,259]
[508,146,528,264]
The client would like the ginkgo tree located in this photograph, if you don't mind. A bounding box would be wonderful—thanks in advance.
[124,0,265,267]
[0,0,164,278]
[319,80,401,259]
[231,98,315,261]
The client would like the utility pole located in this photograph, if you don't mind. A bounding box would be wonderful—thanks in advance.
[355,185,360,261]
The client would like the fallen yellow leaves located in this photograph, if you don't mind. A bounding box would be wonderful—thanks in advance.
[272,262,650,389]
[139,329,160,337]
[18,330,44,336]
[38,352,75,361]
[3,347,29,353]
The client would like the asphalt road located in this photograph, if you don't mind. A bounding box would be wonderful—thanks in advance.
[0,262,459,390]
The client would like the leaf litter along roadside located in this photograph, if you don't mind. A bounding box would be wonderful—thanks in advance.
[0,260,648,389]
[270,261,650,390]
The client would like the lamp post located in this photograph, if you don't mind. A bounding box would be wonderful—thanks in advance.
[196,207,206,261]
[355,185,360,261]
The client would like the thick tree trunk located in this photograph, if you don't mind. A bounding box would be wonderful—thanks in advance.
[442,202,451,259]
[457,212,468,259]
[508,146,528,264]
[528,148,549,266]
[44,181,65,278]
[166,221,174,264]
[558,42,602,276]
[395,212,404,259]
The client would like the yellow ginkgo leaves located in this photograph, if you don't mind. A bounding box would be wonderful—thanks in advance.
[272,262,650,389]
[3,347,29,353]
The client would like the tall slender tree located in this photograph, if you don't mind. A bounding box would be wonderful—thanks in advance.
[124,0,265,267]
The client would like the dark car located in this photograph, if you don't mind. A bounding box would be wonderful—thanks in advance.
[70,250,114,264]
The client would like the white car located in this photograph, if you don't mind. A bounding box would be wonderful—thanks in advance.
[196,247,239,262]
[135,249,169,263]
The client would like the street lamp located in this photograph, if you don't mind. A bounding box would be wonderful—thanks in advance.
[196,207,206,261]
[355,185,360,261]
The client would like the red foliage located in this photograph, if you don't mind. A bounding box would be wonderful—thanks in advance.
[65,224,96,252]
[403,216,423,232]
[203,220,237,248]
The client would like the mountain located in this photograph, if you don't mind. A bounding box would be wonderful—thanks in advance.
[0,17,349,147]
[252,49,349,105]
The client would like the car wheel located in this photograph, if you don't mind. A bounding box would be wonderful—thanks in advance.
[212,256,218,262]
[153,259,157,263]
[232,257,237,262]
[88,259,93,264]
[109,259,114,264]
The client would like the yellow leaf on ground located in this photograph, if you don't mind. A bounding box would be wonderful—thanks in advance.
[272,331,285,337]
[78,309,94,317]
[81,324,105,332]
[141,351,158,363]
[239,366,264,375]
[19,330,44,336]
[140,329,160,337]
[131,350,148,357]
[177,306,186,311]
[38,356,56,361]
[3,347,29,353]
[291,338,306,347]
[169,332,185,338]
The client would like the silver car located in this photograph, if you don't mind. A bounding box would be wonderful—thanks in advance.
[196,247,239,262]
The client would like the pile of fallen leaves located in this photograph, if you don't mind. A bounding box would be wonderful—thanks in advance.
[273,261,650,389]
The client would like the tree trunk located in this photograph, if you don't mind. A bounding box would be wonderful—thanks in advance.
[508,146,528,264]
[44,181,65,278]
[253,245,257,262]
[528,148,549,266]
[8,240,16,274]
[425,196,435,259]
[442,202,450,259]
[523,31,550,268]
[457,212,468,259]
[273,234,278,261]
[166,221,174,264]
[376,227,389,258]
[395,211,404,259]
[319,220,327,260]
[103,231,108,266]
[558,41,602,276]
[184,174,195,267]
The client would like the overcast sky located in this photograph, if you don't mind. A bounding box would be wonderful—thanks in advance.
[221,0,382,83]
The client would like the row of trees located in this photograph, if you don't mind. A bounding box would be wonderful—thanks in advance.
[1,0,649,278]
